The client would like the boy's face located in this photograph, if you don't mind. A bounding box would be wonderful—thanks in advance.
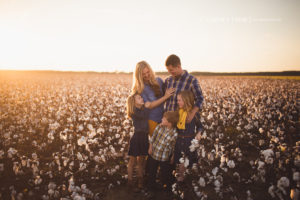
[177,94,184,109]
[134,95,144,107]
[161,116,172,127]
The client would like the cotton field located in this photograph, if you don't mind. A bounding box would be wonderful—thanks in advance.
[0,71,299,200]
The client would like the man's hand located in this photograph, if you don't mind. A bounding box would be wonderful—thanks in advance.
[186,111,196,123]
[164,88,175,98]
[195,132,202,140]
[186,106,199,123]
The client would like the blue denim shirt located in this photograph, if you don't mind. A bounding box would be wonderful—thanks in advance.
[141,77,164,123]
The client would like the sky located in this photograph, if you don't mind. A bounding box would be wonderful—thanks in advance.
[0,0,299,73]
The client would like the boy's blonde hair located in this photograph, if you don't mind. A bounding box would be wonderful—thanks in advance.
[163,111,179,128]
[126,93,137,118]
[178,90,194,112]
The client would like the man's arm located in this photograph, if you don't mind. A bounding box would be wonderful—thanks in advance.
[187,78,204,123]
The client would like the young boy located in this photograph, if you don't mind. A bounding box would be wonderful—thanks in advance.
[147,111,179,194]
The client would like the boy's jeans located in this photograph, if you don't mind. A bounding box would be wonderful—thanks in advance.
[147,156,172,191]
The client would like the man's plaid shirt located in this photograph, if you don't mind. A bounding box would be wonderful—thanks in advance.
[164,70,204,112]
[149,124,178,162]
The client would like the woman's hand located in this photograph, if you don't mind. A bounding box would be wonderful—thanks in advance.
[144,102,151,108]
[164,88,175,98]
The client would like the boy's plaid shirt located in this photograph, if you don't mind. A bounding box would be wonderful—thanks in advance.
[149,124,178,162]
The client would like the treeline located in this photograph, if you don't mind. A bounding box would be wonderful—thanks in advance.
[187,71,300,76]
[0,70,299,76]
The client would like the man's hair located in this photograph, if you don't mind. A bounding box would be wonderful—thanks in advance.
[163,111,179,127]
[165,54,181,67]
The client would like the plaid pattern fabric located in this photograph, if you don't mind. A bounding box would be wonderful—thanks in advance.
[150,124,178,161]
[164,70,204,112]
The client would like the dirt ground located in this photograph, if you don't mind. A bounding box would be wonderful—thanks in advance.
[103,184,176,200]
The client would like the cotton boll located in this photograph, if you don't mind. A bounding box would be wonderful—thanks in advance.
[214,180,221,192]
[207,111,213,120]
[259,140,265,146]
[42,195,50,200]
[212,167,219,176]
[233,172,240,182]
[246,190,253,200]
[293,172,300,182]
[94,155,100,163]
[196,191,202,197]
[7,147,17,158]
[77,152,83,161]
[277,177,290,195]
[48,182,57,190]
[207,152,214,161]
[184,158,189,168]
[179,157,184,164]
[48,189,54,196]
[34,176,42,185]
[268,185,276,198]
[259,128,264,134]
[78,125,84,131]
[258,161,265,170]
[198,177,206,187]
[220,155,226,167]
[77,136,87,146]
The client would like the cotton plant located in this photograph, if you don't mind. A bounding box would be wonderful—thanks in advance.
[0,74,299,199]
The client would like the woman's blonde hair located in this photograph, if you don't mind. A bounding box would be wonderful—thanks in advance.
[178,90,194,112]
[126,93,137,118]
[132,61,161,97]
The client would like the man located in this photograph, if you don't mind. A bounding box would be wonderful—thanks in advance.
[164,54,204,123]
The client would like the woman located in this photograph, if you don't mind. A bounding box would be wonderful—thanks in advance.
[132,61,175,136]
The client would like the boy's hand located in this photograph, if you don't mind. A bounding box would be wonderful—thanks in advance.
[195,132,202,140]
[148,146,152,155]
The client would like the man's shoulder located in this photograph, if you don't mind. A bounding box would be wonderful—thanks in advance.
[184,70,195,78]
[184,71,199,83]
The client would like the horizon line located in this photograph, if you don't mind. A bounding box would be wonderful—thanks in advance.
[0,69,299,74]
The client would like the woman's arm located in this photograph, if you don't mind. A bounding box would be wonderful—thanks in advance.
[145,88,175,109]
